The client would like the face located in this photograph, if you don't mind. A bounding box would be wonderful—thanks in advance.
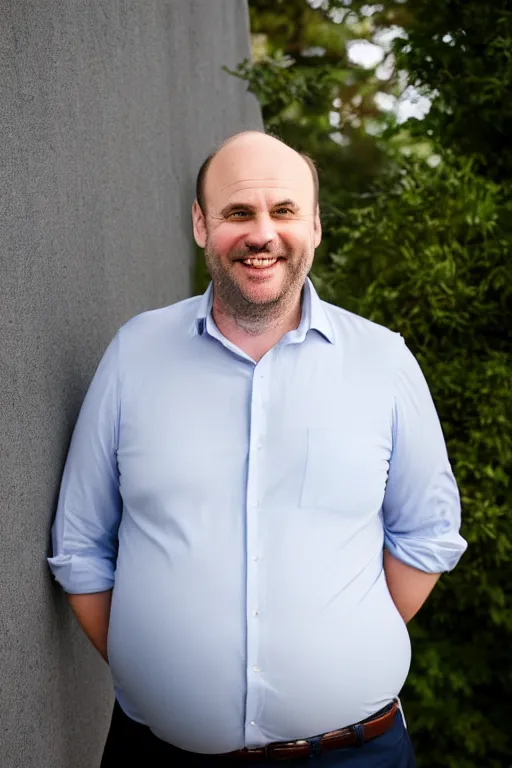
[192,134,321,322]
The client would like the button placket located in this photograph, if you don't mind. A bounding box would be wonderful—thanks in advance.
[244,356,271,741]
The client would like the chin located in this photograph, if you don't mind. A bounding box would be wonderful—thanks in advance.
[242,285,283,305]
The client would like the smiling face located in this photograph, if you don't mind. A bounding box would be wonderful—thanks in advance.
[192,133,321,326]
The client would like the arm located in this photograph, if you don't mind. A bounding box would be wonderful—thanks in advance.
[382,341,467,593]
[384,549,440,624]
[48,334,122,636]
[67,590,113,662]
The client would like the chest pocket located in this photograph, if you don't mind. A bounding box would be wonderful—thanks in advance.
[300,428,390,516]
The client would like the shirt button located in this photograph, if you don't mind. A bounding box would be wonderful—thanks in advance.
[250,721,256,726]
[252,555,259,562]
[252,610,259,617]
[253,666,261,673]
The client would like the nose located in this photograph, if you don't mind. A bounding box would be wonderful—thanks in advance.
[244,213,278,251]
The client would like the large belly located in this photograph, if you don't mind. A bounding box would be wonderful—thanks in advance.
[107,545,410,753]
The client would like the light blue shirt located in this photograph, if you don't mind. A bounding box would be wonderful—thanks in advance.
[48,278,467,753]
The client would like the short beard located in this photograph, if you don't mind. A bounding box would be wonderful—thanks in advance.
[204,240,313,335]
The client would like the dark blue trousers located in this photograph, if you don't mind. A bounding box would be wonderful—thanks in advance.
[101,700,416,767]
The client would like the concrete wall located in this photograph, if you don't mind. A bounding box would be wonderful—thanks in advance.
[0,2,261,766]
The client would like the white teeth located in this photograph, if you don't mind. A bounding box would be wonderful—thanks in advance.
[242,258,278,268]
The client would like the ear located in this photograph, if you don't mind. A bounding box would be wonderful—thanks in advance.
[313,205,322,248]
[192,199,207,248]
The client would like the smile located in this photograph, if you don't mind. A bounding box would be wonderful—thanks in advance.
[241,257,279,268]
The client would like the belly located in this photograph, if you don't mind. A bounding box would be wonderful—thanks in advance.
[107,553,410,753]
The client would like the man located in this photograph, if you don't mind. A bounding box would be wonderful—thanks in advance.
[49,131,467,767]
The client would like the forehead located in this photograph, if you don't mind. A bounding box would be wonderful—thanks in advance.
[204,138,315,209]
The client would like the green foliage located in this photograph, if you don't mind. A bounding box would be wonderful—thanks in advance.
[226,54,339,132]
[219,1,512,765]
[394,1,512,181]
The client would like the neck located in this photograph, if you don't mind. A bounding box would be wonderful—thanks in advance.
[211,291,303,362]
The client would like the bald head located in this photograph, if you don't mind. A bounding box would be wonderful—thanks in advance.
[195,131,319,213]
[191,131,323,331]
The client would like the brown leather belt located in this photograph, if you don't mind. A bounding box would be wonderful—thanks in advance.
[223,701,398,761]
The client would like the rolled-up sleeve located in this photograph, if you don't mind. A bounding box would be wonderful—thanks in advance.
[383,340,468,573]
[48,332,121,593]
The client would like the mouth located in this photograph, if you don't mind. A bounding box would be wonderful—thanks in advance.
[235,256,283,271]
[242,256,278,267]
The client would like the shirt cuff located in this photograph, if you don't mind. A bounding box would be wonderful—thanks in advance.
[384,530,468,573]
[47,553,115,593]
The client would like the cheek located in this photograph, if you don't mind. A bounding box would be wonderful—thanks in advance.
[280,223,315,250]
[208,225,244,256]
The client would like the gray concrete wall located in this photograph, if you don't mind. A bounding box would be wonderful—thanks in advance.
[0,2,261,766]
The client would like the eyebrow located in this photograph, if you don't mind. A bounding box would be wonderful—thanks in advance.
[220,199,299,216]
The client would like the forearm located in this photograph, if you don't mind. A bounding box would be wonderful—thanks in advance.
[67,590,112,662]
[383,549,440,623]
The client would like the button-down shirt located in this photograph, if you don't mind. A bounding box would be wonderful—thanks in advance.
[48,278,467,753]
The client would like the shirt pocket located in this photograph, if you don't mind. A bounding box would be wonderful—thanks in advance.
[300,428,390,515]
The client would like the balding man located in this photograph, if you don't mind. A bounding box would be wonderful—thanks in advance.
[49,131,467,767]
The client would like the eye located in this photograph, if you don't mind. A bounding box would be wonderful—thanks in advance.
[273,207,293,216]
[227,210,250,219]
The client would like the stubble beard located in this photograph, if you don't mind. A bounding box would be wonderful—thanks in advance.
[204,240,313,335]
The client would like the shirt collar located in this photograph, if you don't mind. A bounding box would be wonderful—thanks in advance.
[193,282,214,337]
[192,277,334,344]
